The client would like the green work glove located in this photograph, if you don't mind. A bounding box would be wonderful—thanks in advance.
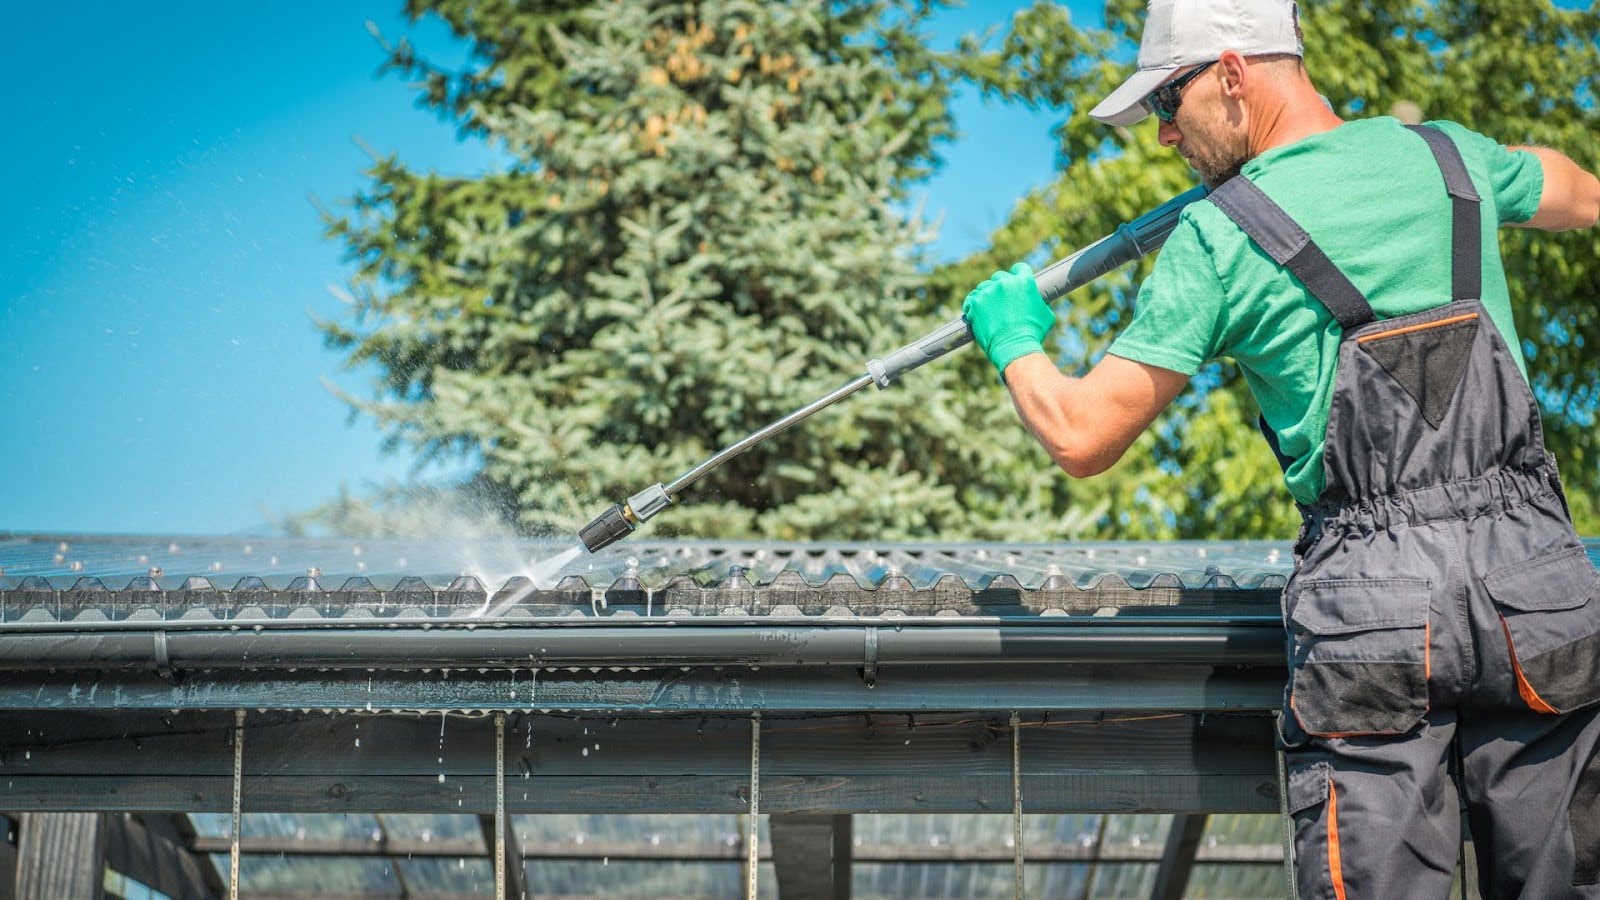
[961,262,1054,378]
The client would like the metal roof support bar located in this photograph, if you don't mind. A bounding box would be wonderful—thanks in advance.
[495,712,507,900]
[1012,710,1024,900]
[747,711,761,900]
[230,709,244,900]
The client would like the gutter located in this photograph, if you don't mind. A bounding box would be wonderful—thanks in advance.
[0,621,1281,672]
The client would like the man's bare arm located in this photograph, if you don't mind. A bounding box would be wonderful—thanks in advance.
[1509,146,1600,231]
[1001,352,1191,478]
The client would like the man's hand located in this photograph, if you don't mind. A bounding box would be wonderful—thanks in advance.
[962,263,1055,378]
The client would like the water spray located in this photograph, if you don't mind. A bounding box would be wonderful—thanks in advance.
[576,185,1210,554]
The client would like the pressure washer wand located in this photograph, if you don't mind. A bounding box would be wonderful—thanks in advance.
[577,185,1210,553]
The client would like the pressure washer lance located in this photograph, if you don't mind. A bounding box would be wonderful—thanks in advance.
[576,185,1210,554]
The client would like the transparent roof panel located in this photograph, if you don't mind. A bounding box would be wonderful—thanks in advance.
[189,811,380,841]
[171,811,1297,898]
[212,854,400,894]
[377,812,483,842]
[395,855,495,893]
[525,860,776,898]
[515,812,756,846]
[0,534,1319,592]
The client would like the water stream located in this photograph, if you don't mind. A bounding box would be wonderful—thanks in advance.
[470,543,587,618]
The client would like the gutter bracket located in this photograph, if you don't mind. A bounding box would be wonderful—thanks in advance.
[862,625,878,688]
[153,630,179,684]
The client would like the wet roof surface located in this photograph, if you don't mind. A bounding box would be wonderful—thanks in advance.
[0,534,1301,589]
[2,534,1594,622]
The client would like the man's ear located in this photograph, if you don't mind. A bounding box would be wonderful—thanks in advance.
[1216,50,1249,101]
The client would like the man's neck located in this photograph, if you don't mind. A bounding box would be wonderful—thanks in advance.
[1248,83,1345,157]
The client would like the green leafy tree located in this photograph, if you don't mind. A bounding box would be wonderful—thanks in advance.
[943,0,1600,538]
[324,0,1103,541]
[325,0,1598,543]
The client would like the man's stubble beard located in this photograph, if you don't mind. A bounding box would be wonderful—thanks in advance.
[1181,116,1251,189]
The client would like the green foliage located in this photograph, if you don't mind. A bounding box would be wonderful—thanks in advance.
[324,0,1599,542]
[325,0,1103,541]
[939,0,1600,538]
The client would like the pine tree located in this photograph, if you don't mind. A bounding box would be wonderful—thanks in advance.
[323,1,1102,541]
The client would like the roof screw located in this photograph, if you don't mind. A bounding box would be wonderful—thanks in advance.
[308,567,322,579]
[148,567,164,579]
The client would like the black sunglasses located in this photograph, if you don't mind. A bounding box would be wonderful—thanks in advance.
[1141,61,1216,124]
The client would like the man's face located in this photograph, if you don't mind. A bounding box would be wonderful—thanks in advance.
[1152,64,1251,189]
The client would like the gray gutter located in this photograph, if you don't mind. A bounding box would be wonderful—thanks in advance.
[0,621,1281,671]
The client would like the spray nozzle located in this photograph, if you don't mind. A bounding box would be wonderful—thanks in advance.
[577,483,674,553]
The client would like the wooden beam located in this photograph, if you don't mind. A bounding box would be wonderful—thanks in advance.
[103,814,219,900]
[831,816,852,900]
[166,815,228,898]
[0,710,1278,815]
[0,662,1282,715]
[187,835,1282,864]
[771,815,850,899]
[14,813,106,900]
[476,814,526,900]
[1151,814,1208,900]
[236,894,706,900]
[0,814,19,900]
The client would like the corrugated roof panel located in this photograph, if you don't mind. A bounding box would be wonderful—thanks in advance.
[0,534,1303,589]
[0,535,1298,622]
[5,534,1592,622]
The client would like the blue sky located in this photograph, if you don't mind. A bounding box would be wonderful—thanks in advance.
[1,2,1105,535]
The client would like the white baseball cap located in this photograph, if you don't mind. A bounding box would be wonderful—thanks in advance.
[1089,0,1304,127]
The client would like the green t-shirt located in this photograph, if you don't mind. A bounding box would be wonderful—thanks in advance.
[1108,116,1545,505]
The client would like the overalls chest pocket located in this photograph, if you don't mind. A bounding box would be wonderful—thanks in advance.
[1287,578,1432,737]
[1482,545,1600,714]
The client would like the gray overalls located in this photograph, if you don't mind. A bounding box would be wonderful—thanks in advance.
[1209,125,1600,898]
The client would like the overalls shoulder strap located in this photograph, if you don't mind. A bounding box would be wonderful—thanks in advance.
[1205,124,1484,328]
[1207,172,1377,330]
[1404,124,1482,302]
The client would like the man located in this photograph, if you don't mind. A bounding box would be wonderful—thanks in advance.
[961,0,1600,896]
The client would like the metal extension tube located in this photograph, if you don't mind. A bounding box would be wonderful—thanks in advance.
[578,186,1210,551]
